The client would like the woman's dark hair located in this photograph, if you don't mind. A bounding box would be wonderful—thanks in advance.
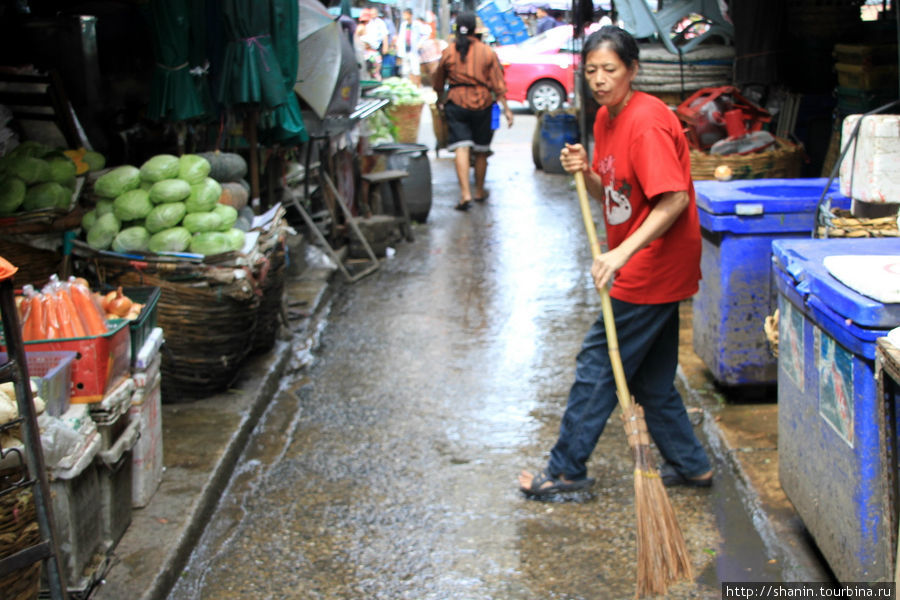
[455,11,477,62]
[582,26,640,69]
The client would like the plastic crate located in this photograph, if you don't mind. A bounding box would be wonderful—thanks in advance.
[835,62,898,90]
[0,350,75,416]
[12,320,132,403]
[120,287,160,367]
[833,43,898,66]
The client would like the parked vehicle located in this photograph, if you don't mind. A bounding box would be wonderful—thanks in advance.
[496,24,600,113]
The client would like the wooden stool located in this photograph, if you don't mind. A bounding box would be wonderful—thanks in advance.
[360,170,414,242]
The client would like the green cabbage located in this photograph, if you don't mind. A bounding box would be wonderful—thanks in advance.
[10,141,52,158]
[140,154,180,183]
[178,154,211,184]
[83,151,106,171]
[145,201,186,233]
[185,177,222,213]
[189,231,231,255]
[95,199,114,216]
[149,178,191,204]
[94,165,141,198]
[86,212,121,250]
[212,204,238,231]
[113,189,153,221]
[47,158,77,184]
[182,211,223,233]
[0,176,26,215]
[222,227,246,252]
[9,156,51,184]
[81,208,97,230]
[111,226,151,253]
[148,227,191,253]
[23,182,70,211]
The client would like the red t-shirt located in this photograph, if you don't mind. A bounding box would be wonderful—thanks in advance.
[591,91,701,304]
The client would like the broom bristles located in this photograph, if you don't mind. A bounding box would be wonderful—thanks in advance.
[624,405,693,598]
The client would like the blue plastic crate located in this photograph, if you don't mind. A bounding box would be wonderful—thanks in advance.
[691,178,851,386]
[774,237,900,581]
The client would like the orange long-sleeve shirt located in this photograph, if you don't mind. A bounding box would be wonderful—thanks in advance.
[432,36,507,111]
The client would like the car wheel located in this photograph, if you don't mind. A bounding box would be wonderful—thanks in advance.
[527,80,565,113]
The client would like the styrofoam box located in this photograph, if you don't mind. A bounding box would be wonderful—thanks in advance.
[130,371,163,507]
[840,114,900,203]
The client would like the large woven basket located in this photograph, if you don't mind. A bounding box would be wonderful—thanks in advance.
[112,269,259,401]
[384,103,424,144]
[817,207,900,238]
[0,477,41,600]
[249,244,286,354]
[690,137,805,180]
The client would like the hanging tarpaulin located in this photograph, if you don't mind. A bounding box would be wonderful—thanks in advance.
[146,0,211,122]
[216,0,286,108]
[260,0,308,144]
[296,0,342,119]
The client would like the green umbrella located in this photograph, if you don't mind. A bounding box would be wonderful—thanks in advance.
[146,0,210,122]
[260,0,309,144]
[216,0,286,108]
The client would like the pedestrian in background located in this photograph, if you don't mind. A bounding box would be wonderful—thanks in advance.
[418,25,447,87]
[432,11,514,211]
[518,26,712,496]
[396,9,429,86]
[534,4,561,34]
[355,9,383,80]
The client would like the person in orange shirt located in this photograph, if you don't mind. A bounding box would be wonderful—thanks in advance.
[432,12,513,211]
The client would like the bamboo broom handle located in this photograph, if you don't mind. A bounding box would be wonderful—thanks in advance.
[574,170,634,413]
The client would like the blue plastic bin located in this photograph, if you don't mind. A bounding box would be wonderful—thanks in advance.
[773,237,900,582]
[691,178,851,386]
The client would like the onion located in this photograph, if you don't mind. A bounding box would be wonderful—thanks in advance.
[101,290,117,312]
[107,287,133,318]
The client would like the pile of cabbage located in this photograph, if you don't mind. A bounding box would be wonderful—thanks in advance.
[368,77,425,106]
[82,153,246,257]
[0,141,104,216]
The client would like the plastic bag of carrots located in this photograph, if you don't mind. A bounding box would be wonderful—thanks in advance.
[18,275,108,341]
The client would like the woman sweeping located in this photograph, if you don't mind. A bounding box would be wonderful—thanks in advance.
[518,26,712,496]
[432,11,513,211]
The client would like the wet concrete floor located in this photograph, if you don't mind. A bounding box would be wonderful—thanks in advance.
[166,106,819,599]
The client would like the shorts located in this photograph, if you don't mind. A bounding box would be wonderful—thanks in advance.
[444,102,493,153]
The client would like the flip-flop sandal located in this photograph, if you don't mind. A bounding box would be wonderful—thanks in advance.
[454,201,471,211]
[474,190,490,203]
[521,469,595,497]
[659,462,713,488]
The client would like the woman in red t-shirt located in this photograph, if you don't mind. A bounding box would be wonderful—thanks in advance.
[518,26,712,497]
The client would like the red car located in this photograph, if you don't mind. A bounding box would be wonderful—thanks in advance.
[496,24,601,113]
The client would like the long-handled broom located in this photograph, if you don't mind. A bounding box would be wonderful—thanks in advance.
[573,171,693,597]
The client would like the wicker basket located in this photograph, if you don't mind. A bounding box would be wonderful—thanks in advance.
[384,103,424,144]
[0,480,41,600]
[249,244,286,354]
[429,103,449,151]
[816,207,900,238]
[0,239,63,289]
[112,269,260,401]
[690,137,805,180]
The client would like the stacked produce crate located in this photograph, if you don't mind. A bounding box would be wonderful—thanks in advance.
[833,43,898,115]
[130,325,164,507]
[476,0,529,46]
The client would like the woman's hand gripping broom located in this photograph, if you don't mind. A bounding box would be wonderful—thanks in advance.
[573,170,693,598]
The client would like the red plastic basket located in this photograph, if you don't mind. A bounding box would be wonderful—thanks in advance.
[5,320,132,404]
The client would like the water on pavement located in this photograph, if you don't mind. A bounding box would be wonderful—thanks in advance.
[169,104,786,600]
